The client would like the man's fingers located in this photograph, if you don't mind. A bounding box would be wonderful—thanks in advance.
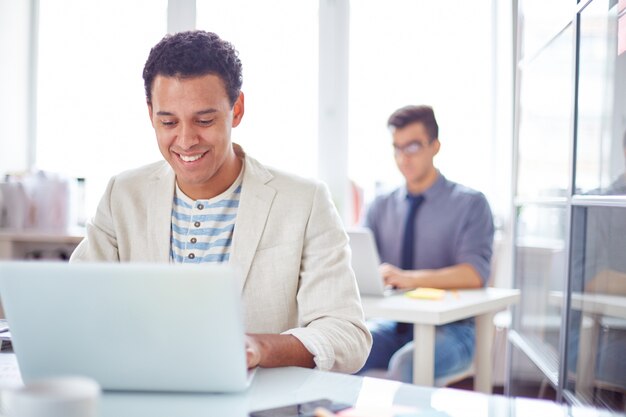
[245,335,261,368]
[314,408,337,417]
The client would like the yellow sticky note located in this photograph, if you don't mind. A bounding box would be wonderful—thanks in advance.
[405,287,446,300]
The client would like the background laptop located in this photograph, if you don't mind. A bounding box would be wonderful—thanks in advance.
[347,228,398,297]
[0,261,251,392]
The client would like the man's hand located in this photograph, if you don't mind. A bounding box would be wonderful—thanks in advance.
[380,263,418,289]
[314,408,337,417]
[379,262,483,290]
[245,335,263,369]
[244,334,315,369]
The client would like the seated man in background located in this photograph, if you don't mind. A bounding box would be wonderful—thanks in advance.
[358,105,494,382]
[70,30,371,373]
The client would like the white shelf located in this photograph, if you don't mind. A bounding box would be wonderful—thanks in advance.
[0,229,84,260]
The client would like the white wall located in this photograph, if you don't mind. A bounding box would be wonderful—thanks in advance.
[0,0,32,174]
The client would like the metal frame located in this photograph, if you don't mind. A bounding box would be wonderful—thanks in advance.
[557,14,579,405]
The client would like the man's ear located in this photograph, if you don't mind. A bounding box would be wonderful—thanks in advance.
[232,92,245,128]
[432,139,441,156]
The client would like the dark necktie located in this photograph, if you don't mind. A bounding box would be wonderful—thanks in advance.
[397,194,424,334]
[401,194,425,270]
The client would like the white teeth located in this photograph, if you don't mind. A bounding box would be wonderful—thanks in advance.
[179,153,204,162]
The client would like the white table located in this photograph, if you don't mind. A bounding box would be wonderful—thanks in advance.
[0,354,622,417]
[361,287,520,393]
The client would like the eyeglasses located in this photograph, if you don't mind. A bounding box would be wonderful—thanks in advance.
[393,140,429,156]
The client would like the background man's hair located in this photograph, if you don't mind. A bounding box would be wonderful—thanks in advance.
[143,30,243,106]
[387,105,439,141]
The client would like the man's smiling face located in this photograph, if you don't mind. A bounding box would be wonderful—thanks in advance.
[148,73,243,199]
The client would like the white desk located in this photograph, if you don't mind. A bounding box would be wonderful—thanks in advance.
[0,354,622,417]
[361,288,520,393]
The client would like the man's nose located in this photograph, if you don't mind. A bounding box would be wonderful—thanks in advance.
[395,151,409,162]
[178,123,200,149]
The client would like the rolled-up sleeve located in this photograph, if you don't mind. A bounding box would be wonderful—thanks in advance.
[455,193,494,285]
[288,182,372,373]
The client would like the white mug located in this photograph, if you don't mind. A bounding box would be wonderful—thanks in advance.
[2,376,101,417]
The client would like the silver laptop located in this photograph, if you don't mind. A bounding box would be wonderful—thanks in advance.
[347,228,400,297]
[0,261,252,392]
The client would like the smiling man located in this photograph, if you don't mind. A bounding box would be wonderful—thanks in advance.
[358,105,494,383]
[70,30,371,373]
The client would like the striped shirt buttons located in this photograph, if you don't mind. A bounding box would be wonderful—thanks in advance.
[170,178,243,264]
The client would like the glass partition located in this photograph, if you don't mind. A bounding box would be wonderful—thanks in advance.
[565,205,626,410]
[513,204,568,381]
[575,0,626,195]
[511,0,626,409]
[516,25,574,199]
[508,342,558,400]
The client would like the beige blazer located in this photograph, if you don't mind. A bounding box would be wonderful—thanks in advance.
[71,151,371,373]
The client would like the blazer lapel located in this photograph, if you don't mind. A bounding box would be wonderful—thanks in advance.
[230,155,275,293]
[147,163,175,263]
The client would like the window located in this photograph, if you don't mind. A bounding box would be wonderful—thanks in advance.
[36,0,167,215]
[32,1,504,226]
[196,0,319,179]
[348,1,495,207]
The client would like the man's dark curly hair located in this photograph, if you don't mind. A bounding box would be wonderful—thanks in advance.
[143,30,243,107]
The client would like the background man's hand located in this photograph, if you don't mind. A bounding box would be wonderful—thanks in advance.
[380,263,417,289]
[380,262,483,290]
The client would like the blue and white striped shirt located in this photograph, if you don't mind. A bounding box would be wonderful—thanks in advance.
[170,170,243,264]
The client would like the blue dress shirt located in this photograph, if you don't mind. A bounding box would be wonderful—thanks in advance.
[364,173,494,285]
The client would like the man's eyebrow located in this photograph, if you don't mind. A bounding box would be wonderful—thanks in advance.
[155,109,218,116]
[195,109,218,116]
